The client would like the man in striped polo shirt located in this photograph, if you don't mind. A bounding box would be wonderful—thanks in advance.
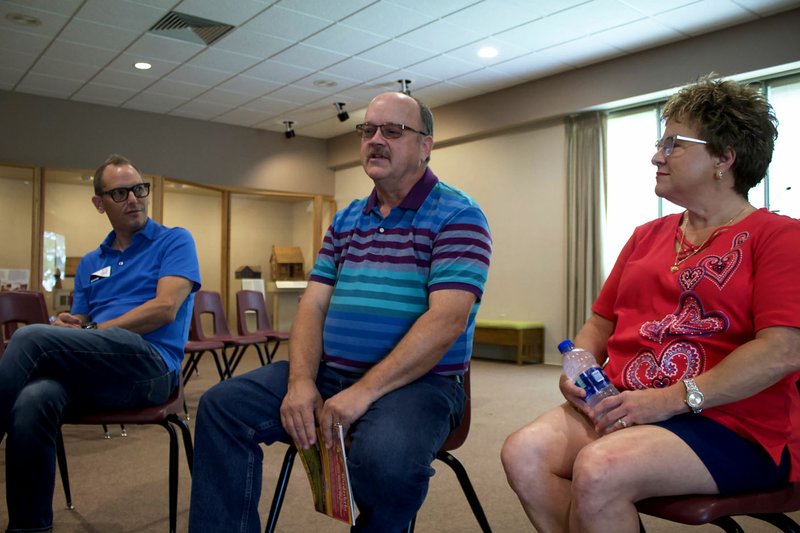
[190,92,492,532]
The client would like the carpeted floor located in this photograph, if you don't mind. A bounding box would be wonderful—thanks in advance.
[1,348,797,532]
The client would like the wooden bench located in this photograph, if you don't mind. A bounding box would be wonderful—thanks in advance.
[472,320,544,365]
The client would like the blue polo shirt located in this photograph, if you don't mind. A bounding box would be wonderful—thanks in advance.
[72,219,201,377]
[309,168,492,375]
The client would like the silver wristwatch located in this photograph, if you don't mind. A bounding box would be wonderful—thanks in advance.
[683,378,704,414]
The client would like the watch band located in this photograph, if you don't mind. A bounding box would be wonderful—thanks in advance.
[683,378,704,414]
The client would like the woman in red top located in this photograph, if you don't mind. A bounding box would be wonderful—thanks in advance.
[502,75,800,533]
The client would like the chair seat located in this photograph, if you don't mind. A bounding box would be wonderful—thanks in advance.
[184,339,225,351]
[637,483,800,525]
[64,386,185,425]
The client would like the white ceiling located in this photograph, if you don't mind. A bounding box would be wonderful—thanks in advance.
[2,0,799,139]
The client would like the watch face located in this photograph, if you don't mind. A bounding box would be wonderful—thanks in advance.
[687,391,704,407]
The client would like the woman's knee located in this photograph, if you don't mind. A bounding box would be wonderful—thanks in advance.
[572,440,627,502]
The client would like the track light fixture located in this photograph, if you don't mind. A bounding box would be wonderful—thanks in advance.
[398,79,411,95]
[334,102,349,122]
[283,120,295,139]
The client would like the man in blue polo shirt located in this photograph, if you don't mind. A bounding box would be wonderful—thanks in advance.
[0,154,200,532]
[189,92,492,532]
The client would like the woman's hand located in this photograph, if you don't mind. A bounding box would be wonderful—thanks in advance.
[592,387,683,434]
[559,373,593,418]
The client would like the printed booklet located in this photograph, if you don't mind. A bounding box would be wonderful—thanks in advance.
[294,424,356,525]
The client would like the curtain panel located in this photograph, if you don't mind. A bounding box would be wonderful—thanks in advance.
[565,112,607,339]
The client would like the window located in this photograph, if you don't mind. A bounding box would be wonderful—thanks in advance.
[604,74,800,278]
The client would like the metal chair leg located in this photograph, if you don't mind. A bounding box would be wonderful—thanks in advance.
[265,446,297,533]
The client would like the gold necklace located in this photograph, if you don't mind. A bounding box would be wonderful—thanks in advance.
[670,204,750,273]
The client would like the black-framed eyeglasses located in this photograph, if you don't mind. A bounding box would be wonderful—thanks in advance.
[355,122,429,140]
[100,182,151,203]
[655,134,707,157]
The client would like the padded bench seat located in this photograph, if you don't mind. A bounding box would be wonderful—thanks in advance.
[472,320,544,365]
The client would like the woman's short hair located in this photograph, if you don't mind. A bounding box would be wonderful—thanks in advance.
[92,154,142,195]
[662,74,778,197]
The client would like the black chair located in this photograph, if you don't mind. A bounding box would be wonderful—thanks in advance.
[236,289,289,364]
[56,382,194,533]
[264,367,491,533]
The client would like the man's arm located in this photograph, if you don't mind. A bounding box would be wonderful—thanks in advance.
[280,280,333,449]
[319,288,476,446]
[94,275,194,334]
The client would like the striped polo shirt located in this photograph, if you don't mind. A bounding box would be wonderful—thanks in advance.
[309,168,492,375]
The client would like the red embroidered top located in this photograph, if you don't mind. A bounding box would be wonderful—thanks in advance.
[593,208,800,480]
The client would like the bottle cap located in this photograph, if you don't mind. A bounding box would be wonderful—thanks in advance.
[557,339,575,354]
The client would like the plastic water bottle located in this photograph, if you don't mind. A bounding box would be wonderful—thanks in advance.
[558,339,619,407]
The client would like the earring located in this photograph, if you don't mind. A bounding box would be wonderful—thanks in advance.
[715,168,723,181]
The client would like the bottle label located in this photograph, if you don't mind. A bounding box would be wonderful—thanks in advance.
[575,368,612,401]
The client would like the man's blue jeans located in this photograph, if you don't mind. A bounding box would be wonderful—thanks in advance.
[188,361,466,533]
[0,324,174,533]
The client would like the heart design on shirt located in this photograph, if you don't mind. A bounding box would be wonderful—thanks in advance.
[678,267,704,291]
[697,249,741,289]
[623,340,704,390]
[640,294,727,343]
[732,231,749,248]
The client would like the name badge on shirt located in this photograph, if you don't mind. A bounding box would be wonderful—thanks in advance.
[89,266,111,283]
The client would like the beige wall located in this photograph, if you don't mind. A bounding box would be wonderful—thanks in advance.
[0,177,33,270]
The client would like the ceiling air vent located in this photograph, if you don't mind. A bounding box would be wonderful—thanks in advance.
[149,11,234,46]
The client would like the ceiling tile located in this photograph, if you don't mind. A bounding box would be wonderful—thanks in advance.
[165,63,233,86]
[490,50,572,80]
[216,75,282,97]
[270,44,348,71]
[0,5,70,38]
[356,39,433,69]
[91,67,160,91]
[443,1,540,34]
[3,0,83,17]
[593,18,686,53]
[341,2,435,38]
[449,67,516,94]
[653,0,755,35]
[495,15,582,52]
[146,78,208,99]
[213,28,293,58]
[242,94,296,114]
[414,81,483,108]
[194,87,257,106]
[44,40,119,68]
[406,54,482,81]
[187,48,262,74]
[76,0,166,30]
[245,59,314,84]
[170,99,230,120]
[171,0,271,26]
[0,49,37,71]
[293,71,361,93]
[30,56,101,82]
[58,18,140,51]
[267,84,328,105]
[275,0,375,21]
[618,0,704,16]
[303,23,387,56]
[106,52,180,77]
[731,0,800,15]
[384,0,482,19]
[123,91,187,113]
[544,0,645,37]
[0,27,51,57]
[320,56,397,83]
[16,71,84,98]
[395,20,483,55]
[213,107,275,128]
[447,39,531,67]
[72,82,139,106]
[541,36,625,68]
[244,5,331,41]
[0,66,25,89]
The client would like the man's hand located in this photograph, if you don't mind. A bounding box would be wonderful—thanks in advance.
[52,312,84,328]
[280,377,323,449]
[319,385,374,449]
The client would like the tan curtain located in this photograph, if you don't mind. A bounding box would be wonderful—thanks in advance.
[565,112,607,339]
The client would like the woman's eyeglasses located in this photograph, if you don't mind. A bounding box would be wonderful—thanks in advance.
[655,135,707,157]
[100,183,151,203]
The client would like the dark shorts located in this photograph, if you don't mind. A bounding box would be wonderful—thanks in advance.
[651,413,790,495]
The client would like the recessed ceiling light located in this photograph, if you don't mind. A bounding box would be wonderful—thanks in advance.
[6,13,42,26]
[134,62,152,70]
[477,46,498,59]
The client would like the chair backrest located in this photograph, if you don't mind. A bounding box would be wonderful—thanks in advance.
[190,290,233,341]
[441,366,472,451]
[235,289,274,335]
[0,291,50,354]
